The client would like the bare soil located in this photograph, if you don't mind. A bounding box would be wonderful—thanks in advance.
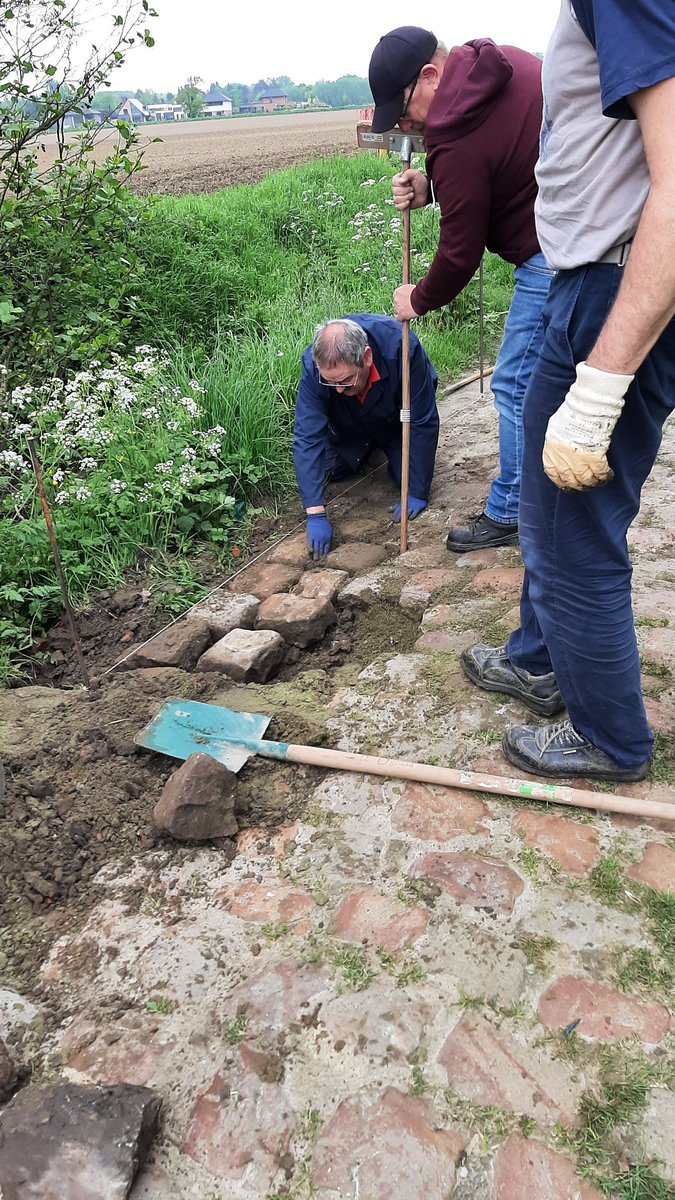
[37,109,362,196]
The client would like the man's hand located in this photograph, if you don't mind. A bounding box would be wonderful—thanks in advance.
[391,495,428,522]
[543,361,634,491]
[394,284,419,322]
[392,169,428,212]
[307,513,333,558]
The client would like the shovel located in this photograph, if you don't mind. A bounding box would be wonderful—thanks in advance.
[135,700,675,823]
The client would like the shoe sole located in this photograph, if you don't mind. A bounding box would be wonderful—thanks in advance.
[446,532,519,553]
[503,736,650,783]
[460,652,566,718]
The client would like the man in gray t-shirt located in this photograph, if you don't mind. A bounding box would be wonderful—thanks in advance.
[461,0,675,783]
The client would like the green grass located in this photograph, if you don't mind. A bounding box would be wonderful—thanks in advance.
[517,933,557,973]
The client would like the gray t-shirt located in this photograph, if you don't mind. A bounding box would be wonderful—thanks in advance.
[535,0,649,270]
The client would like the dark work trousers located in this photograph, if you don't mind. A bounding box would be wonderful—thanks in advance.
[507,264,675,768]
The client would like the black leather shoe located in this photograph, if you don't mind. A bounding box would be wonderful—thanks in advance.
[446,511,519,553]
[503,719,650,782]
[460,644,565,717]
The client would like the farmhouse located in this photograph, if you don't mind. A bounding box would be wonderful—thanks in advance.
[202,88,233,118]
[118,96,152,124]
[257,87,288,112]
[146,102,186,121]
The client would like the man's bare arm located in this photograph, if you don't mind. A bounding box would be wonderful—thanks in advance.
[588,75,675,374]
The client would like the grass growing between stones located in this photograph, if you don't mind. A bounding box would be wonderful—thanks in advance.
[516,933,557,973]
[649,734,675,785]
[376,947,426,987]
[302,934,376,992]
[556,1045,675,1192]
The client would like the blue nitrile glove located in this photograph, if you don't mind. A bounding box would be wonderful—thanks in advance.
[392,495,428,522]
[307,513,333,557]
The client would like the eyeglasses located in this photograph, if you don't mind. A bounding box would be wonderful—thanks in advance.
[318,368,361,389]
[400,73,420,121]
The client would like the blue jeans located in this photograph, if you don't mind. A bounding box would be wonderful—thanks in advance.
[507,265,675,768]
[485,253,554,525]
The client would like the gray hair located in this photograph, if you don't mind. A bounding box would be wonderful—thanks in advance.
[312,319,368,370]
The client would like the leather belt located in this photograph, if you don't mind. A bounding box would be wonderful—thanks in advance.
[597,239,633,266]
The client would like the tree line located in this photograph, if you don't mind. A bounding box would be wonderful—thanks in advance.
[92,73,372,117]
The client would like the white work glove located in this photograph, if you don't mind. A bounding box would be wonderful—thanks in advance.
[543,361,634,491]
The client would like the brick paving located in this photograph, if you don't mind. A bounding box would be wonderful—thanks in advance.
[20,380,675,1198]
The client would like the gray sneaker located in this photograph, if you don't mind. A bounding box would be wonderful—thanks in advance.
[503,719,650,782]
[460,644,565,717]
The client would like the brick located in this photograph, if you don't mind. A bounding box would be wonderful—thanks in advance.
[196,627,284,682]
[468,567,524,598]
[215,879,315,931]
[332,889,428,951]
[124,620,210,671]
[513,810,600,878]
[66,1020,177,1088]
[228,561,301,600]
[633,589,675,621]
[414,631,462,653]
[184,1045,294,1187]
[312,1087,465,1199]
[320,979,433,1060]
[153,753,238,841]
[255,592,336,647]
[539,976,671,1044]
[637,624,675,667]
[186,591,259,639]
[391,782,489,840]
[494,1133,605,1199]
[0,1082,161,1200]
[439,1013,579,1124]
[421,603,457,630]
[628,842,675,893]
[325,542,389,574]
[452,549,501,568]
[399,569,457,613]
[296,568,350,602]
[228,960,332,1035]
[266,529,312,567]
[417,852,524,915]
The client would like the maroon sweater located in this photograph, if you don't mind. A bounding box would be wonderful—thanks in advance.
[412,40,542,316]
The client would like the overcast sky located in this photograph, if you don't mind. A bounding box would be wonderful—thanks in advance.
[108,0,563,92]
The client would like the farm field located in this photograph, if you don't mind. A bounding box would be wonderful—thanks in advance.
[37,108,362,194]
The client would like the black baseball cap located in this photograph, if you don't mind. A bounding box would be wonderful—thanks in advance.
[368,26,439,132]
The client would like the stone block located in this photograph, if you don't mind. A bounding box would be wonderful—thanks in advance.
[255,593,336,647]
[186,591,259,639]
[215,879,315,932]
[0,1081,161,1200]
[621,1087,675,1185]
[312,1087,466,1199]
[153,753,238,841]
[184,1044,294,1189]
[417,852,524,915]
[336,568,396,610]
[513,810,600,878]
[399,570,456,614]
[452,549,501,568]
[468,567,524,598]
[644,696,675,735]
[124,620,210,671]
[320,979,433,1061]
[539,976,671,1045]
[331,889,428,952]
[439,1012,579,1124]
[392,783,489,841]
[228,561,301,600]
[628,842,675,893]
[296,569,350,603]
[493,1133,605,1199]
[266,530,312,567]
[325,542,388,574]
[228,960,332,1035]
[196,627,284,682]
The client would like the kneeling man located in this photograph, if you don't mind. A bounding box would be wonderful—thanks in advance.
[294,315,439,556]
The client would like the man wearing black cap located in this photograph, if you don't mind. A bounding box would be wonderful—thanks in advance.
[368,27,554,553]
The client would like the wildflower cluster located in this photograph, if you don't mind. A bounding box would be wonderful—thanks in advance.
[0,346,232,542]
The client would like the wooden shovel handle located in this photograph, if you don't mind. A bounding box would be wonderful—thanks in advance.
[284,743,674,822]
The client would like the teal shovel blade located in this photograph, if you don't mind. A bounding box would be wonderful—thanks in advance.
[135,700,273,772]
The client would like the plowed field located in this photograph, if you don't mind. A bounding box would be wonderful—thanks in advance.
[39,108,362,196]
